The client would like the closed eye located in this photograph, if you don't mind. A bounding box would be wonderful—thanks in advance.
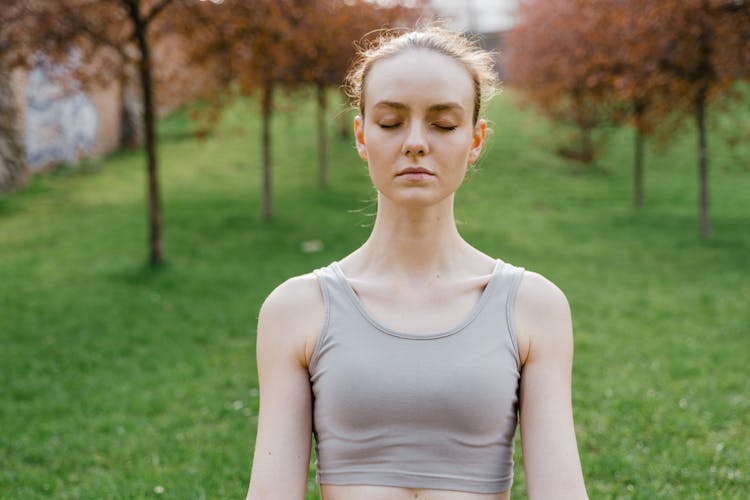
[379,123,402,129]
[433,124,457,131]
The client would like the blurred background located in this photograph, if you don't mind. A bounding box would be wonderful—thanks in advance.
[1,0,748,498]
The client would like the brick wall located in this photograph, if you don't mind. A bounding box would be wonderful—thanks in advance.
[13,34,215,171]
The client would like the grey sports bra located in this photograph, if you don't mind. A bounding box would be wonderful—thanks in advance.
[309,259,525,494]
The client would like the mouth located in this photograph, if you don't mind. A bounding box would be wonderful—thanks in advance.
[397,167,434,176]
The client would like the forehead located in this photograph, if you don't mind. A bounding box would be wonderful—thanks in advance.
[364,49,474,114]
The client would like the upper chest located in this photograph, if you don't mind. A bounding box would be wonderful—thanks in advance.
[344,274,491,336]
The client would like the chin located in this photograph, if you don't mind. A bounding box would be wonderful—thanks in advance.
[378,189,454,208]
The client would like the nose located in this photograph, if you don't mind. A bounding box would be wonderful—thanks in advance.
[402,122,429,157]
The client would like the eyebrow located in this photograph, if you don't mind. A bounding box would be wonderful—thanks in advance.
[372,101,465,113]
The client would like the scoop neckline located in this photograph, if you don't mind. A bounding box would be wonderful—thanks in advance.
[330,259,503,340]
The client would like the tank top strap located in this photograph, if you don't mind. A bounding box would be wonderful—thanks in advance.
[309,262,354,373]
[480,260,525,366]
[488,260,526,306]
[312,261,352,315]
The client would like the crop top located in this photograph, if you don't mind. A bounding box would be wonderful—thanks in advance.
[308,259,525,494]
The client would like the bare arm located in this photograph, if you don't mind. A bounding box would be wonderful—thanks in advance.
[514,272,588,499]
[246,275,324,500]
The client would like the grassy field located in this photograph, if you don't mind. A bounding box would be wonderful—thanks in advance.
[1,90,748,499]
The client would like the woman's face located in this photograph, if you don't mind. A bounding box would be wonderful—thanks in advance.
[354,49,486,208]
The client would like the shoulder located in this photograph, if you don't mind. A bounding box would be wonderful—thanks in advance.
[514,270,570,317]
[512,270,573,366]
[257,272,326,368]
[260,272,324,318]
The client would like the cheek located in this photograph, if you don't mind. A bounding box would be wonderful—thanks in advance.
[363,132,399,161]
[366,152,391,183]
[442,134,475,160]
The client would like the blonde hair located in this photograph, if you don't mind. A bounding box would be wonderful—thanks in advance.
[344,26,500,124]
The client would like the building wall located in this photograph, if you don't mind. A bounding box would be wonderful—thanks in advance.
[12,34,213,171]
[12,64,121,171]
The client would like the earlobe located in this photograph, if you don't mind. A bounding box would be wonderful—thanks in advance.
[354,116,368,161]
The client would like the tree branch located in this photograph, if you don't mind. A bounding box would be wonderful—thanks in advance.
[58,1,130,58]
[145,0,175,26]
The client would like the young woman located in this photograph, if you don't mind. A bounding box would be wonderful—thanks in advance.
[246,27,588,500]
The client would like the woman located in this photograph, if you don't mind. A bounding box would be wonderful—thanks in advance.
[246,27,588,500]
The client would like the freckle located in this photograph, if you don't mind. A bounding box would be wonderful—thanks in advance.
[267,451,272,455]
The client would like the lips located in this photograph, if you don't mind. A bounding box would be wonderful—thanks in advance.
[397,167,434,176]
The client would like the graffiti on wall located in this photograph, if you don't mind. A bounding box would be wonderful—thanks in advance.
[24,53,98,169]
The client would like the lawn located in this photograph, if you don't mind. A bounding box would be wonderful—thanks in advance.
[1,90,748,499]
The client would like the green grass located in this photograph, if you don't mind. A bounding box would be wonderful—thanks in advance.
[1,89,748,499]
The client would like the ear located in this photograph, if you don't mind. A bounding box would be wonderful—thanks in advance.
[354,115,367,161]
[468,119,487,164]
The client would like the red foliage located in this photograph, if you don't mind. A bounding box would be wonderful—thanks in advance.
[506,0,749,135]
[505,0,750,234]
[176,0,425,95]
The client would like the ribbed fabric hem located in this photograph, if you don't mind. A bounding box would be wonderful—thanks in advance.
[318,469,512,494]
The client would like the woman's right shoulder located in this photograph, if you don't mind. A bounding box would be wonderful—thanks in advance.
[259,271,325,323]
[257,272,326,364]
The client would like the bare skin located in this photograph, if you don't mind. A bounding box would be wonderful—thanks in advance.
[322,483,509,500]
[246,48,588,500]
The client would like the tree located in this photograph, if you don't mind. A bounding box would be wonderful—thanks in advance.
[505,0,750,236]
[587,0,686,208]
[504,0,615,168]
[644,0,750,237]
[23,0,178,265]
[0,3,36,193]
[178,0,298,220]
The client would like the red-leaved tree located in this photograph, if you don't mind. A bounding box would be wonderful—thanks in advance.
[18,0,183,265]
[505,0,750,236]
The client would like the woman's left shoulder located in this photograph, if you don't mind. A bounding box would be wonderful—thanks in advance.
[511,269,573,365]
[514,269,570,312]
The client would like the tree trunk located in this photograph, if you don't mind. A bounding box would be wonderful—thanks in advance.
[261,83,273,221]
[573,90,595,166]
[580,124,594,166]
[0,61,28,193]
[696,89,710,238]
[316,83,328,188]
[633,101,646,208]
[119,68,144,149]
[634,128,644,209]
[129,0,164,266]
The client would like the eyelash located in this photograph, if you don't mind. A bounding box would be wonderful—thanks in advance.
[378,123,457,131]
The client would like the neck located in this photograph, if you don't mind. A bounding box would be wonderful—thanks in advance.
[350,192,476,279]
